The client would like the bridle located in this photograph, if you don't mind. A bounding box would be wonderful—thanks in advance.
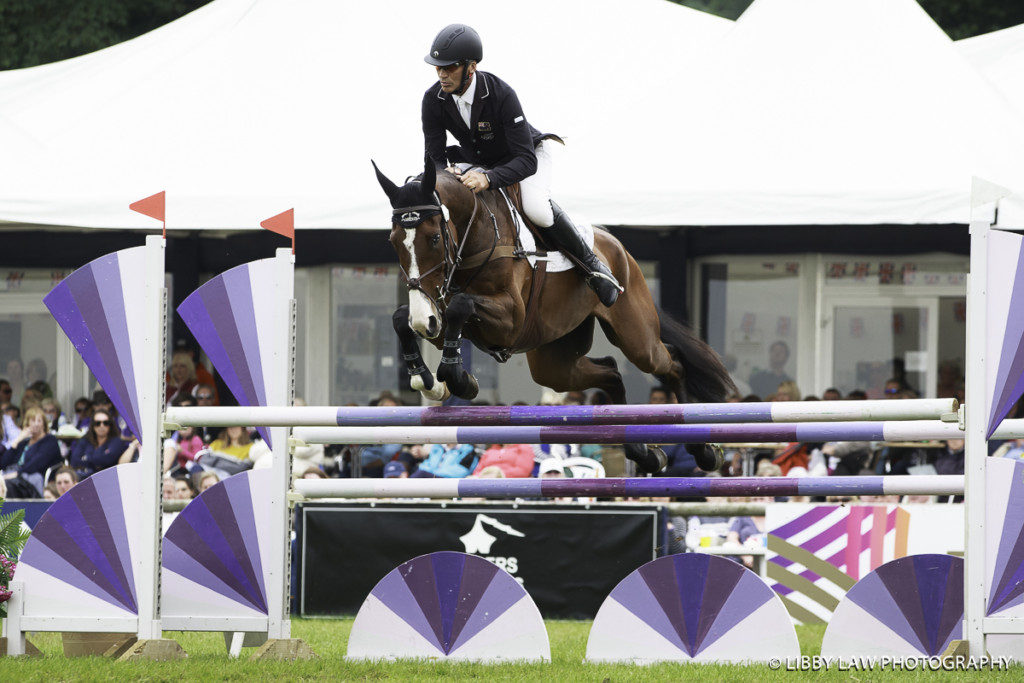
[391,186,499,312]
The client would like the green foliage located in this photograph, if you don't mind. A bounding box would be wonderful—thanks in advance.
[674,0,1024,39]
[0,499,31,618]
[0,0,211,70]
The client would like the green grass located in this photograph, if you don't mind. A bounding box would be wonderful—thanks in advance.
[0,619,1017,681]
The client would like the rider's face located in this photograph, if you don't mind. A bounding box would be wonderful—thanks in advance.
[436,62,475,94]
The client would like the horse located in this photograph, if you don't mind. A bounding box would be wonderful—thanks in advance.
[372,156,736,472]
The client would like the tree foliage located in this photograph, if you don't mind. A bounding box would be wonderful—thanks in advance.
[1,0,1022,72]
[676,0,1024,40]
[0,0,211,70]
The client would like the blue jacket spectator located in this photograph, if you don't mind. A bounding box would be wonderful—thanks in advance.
[416,444,478,478]
[69,408,128,478]
[1,407,62,478]
[656,444,705,477]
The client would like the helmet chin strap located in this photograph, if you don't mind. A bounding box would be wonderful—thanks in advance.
[455,63,473,96]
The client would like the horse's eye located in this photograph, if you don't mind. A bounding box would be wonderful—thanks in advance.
[430,234,441,247]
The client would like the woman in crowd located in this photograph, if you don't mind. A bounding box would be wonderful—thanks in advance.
[72,397,92,430]
[411,443,479,478]
[54,465,78,496]
[173,476,197,500]
[166,350,198,404]
[163,423,205,474]
[472,443,535,478]
[195,471,220,493]
[68,408,128,478]
[209,425,254,460]
[1,406,63,496]
[40,397,67,432]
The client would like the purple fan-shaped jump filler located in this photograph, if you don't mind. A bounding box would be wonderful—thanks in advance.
[369,552,526,656]
[177,260,273,446]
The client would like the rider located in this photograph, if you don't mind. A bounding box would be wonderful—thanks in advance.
[422,23,622,307]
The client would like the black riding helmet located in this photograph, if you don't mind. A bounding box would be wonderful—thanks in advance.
[424,24,483,67]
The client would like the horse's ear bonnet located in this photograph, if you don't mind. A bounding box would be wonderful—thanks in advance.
[372,160,399,205]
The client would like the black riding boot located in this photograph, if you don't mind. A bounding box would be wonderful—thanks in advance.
[547,202,623,307]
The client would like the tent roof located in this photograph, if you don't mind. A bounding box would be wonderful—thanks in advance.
[958,22,1024,116]
[0,0,729,230]
[2,0,1022,231]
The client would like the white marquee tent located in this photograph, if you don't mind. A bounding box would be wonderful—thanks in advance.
[958,22,1024,116]
[1,0,1022,230]
[0,0,729,230]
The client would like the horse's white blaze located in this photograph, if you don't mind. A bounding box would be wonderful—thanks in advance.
[404,228,440,338]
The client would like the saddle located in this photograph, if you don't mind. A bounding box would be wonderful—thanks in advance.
[449,162,550,357]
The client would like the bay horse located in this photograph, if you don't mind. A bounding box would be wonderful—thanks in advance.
[373,156,736,472]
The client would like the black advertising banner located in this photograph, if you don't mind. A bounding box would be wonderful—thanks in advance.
[298,502,662,619]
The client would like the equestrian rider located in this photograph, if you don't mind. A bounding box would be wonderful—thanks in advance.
[422,23,623,307]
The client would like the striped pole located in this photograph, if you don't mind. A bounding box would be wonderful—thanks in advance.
[165,398,958,428]
[289,419,998,445]
[294,475,964,500]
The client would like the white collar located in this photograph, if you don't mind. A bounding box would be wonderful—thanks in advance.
[453,72,478,107]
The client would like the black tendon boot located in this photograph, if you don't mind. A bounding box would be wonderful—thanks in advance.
[547,202,623,307]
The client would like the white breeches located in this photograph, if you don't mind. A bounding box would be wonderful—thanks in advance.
[519,141,554,227]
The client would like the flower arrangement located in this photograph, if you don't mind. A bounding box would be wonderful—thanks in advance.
[0,499,32,618]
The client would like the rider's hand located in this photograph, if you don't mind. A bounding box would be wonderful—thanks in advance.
[462,170,489,194]
[446,165,463,176]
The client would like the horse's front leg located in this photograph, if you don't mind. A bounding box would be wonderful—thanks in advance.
[435,293,480,400]
[393,305,449,402]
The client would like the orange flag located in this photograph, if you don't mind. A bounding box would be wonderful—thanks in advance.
[261,209,295,251]
[129,191,166,222]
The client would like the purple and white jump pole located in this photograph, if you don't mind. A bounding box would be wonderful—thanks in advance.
[165,398,958,428]
[294,475,964,500]
[287,419,1023,446]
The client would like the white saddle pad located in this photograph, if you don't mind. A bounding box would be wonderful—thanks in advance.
[499,192,594,273]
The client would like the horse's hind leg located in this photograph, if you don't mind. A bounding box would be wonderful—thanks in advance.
[527,317,627,401]
[527,318,667,474]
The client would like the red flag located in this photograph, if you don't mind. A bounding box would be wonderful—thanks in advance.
[129,191,166,222]
[261,209,295,241]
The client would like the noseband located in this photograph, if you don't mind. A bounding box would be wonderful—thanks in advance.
[392,189,499,312]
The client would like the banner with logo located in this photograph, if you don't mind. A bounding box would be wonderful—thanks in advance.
[297,502,662,619]
[766,503,964,624]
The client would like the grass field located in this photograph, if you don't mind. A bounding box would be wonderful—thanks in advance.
[0,618,1018,681]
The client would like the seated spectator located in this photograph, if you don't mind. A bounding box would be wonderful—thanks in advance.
[163,423,205,474]
[301,466,328,480]
[1,405,19,450]
[475,465,505,478]
[824,441,871,476]
[2,406,63,497]
[396,444,427,477]
[472,443,535,478]
[166,350,198,404]
[209,426,254,460]
[72,397,92,430]
[773,381,801,402]
[173,476,197,500]
[170,341,218,400]
[20,387,43,413]
[69,409,130,478]
[656,443,705,477]
[411,443,478,478]
[190,385,219,442]
[29,380,54,401]
[357,444,402,477]
[0,378,13,409]
[822,387,842,401]
[993,439,1024,460]
[196,471,220,493]
[54,466,78,496]
[25,359,51,394]
[40,397,67,432]
[43,483,60,501]
[935,439,965,475]
[648,385,674,404]
[846,389,868,400]
[384,461,408,478]
[162,476,176,500]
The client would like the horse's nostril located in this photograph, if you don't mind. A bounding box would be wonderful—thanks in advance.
[428,316,439,334]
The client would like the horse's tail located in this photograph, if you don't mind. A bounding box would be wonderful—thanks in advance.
[657,306,737,404]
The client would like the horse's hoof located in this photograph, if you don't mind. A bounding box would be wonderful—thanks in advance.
[410,373,434,393]
[624,443,666,474]
[695,443,724,472]
[454,374,479,400]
